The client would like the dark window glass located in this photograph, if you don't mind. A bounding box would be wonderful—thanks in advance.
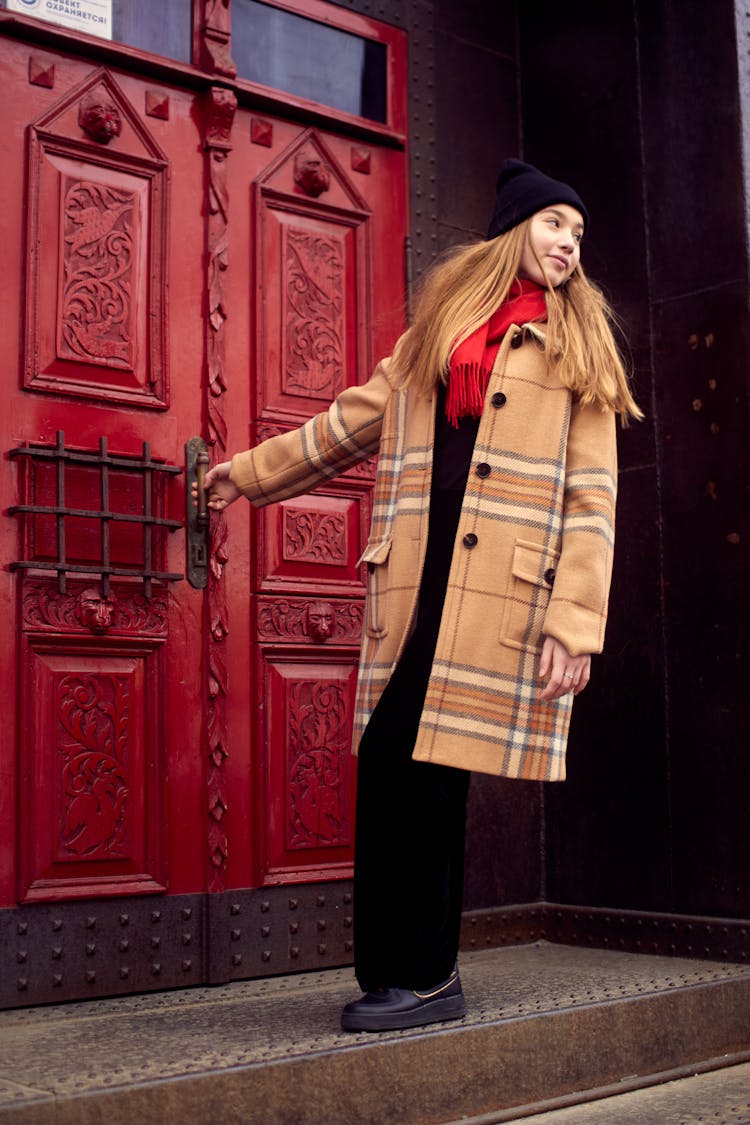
[112,0,191,62]
[233,0,387,123]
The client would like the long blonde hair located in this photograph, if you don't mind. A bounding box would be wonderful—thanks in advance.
[392,222,643,422]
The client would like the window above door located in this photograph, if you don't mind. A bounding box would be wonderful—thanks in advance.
[232,0,387,124]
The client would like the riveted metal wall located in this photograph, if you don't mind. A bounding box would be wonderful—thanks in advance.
[521,0,750,923]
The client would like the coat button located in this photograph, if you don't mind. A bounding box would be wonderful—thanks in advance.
[544,567,556,586]
[491,391,507,407]
[476,462,491,478]
[510,332,523,349]
[463,533,478,548]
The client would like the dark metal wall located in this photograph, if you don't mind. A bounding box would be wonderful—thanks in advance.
[520,0,750,919]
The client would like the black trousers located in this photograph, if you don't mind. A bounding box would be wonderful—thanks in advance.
[353,481,472,992]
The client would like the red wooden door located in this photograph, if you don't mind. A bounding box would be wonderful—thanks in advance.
[0,0,407,1006]
[239,115,406,889]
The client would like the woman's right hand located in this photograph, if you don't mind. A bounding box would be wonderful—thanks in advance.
[191,460,242,512]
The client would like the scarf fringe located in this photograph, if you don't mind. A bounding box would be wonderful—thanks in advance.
[445,362,491,428]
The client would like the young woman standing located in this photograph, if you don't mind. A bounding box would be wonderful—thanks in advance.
[199,160,642,1032]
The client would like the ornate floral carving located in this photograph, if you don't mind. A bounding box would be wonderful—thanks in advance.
[283,508,347,566]
[23,582,168,635]
[284,228,344,399]
[59,179,134,368]
[57,675,130,859]
[257,597,363,644]
[287,681,349,849]
[203,86,237,890]
[78,92,122,144]
[294,147,331,197]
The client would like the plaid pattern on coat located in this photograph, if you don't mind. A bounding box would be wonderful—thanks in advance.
[229,325,618,781]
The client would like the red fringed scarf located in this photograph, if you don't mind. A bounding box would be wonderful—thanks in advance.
[445,278,548,427]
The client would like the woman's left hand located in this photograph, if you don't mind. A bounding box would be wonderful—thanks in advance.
[539,636,591,701]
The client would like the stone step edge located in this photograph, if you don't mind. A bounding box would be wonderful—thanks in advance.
[3,976,750,1125]
[448,1049,750,1124]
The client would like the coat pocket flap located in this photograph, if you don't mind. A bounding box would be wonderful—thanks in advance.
[357,537,393,568]
[510,539,560,585]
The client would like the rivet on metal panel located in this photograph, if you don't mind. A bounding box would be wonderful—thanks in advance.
[289,922,299,935]
[151,937,160,950]
[230,930,240,942]
[17,978,28,991]
[86,943,96,956]
[343,893,352,905]
[261,926,270,938]
[52,947,62,960]
[344,916,352,928]
[87,917,96,929]
[53,974,62,986]
[151,911,161,924]
[119,914,129,927]
[17,951,27,963]
[232,953,242,967]
[120,967,129,980]
[344,941,353,953]
[52,919,63,932]
[86,971,96,983]
[317,920,326,932]
[290,947,300,958]
[17,922,28,936]
[182,960,192,972]
[182,933,192,946]
[317,895,326,907]
[260,901,270,913]
[261,951,271,962]
[231,903,241,916]
[152,964,161,976]
[289,899,299,910]
[182,908,192,921]
[119,940,129,953]
[318,944,327,955]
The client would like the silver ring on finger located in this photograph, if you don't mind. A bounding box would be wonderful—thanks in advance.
[563,671,574,680]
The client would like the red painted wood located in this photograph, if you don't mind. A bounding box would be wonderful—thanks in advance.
[0,2,407,915]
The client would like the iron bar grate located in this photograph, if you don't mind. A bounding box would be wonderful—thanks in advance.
[9,431,183,597]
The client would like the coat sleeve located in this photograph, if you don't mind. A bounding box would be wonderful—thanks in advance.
[542,400,618,657]
[229,360,394,507]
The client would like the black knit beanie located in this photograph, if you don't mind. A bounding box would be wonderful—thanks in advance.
[487,158,588,239]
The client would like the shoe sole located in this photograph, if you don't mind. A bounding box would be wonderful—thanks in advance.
[340,994,467,1032]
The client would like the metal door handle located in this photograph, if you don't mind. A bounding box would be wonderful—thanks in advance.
[185,437,210,589]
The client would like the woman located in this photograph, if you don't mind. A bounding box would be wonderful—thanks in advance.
[199,159,642,1032]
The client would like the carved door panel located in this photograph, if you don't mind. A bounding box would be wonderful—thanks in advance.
[0,0,407,1005]
[229,111,407,886]
[0,37,209,940]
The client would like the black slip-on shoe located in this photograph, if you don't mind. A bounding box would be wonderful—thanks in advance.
[340,970,466,1031]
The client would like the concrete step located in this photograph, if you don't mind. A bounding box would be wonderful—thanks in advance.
[1,943,749,1124]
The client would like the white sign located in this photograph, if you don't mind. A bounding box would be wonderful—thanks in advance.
[7,0,113,41]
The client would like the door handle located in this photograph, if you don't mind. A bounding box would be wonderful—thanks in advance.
[185,436,210,589]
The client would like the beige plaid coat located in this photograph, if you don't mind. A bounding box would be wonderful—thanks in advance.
[230,325,618,781]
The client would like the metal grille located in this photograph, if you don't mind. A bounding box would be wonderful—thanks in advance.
[9,431,183,597]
